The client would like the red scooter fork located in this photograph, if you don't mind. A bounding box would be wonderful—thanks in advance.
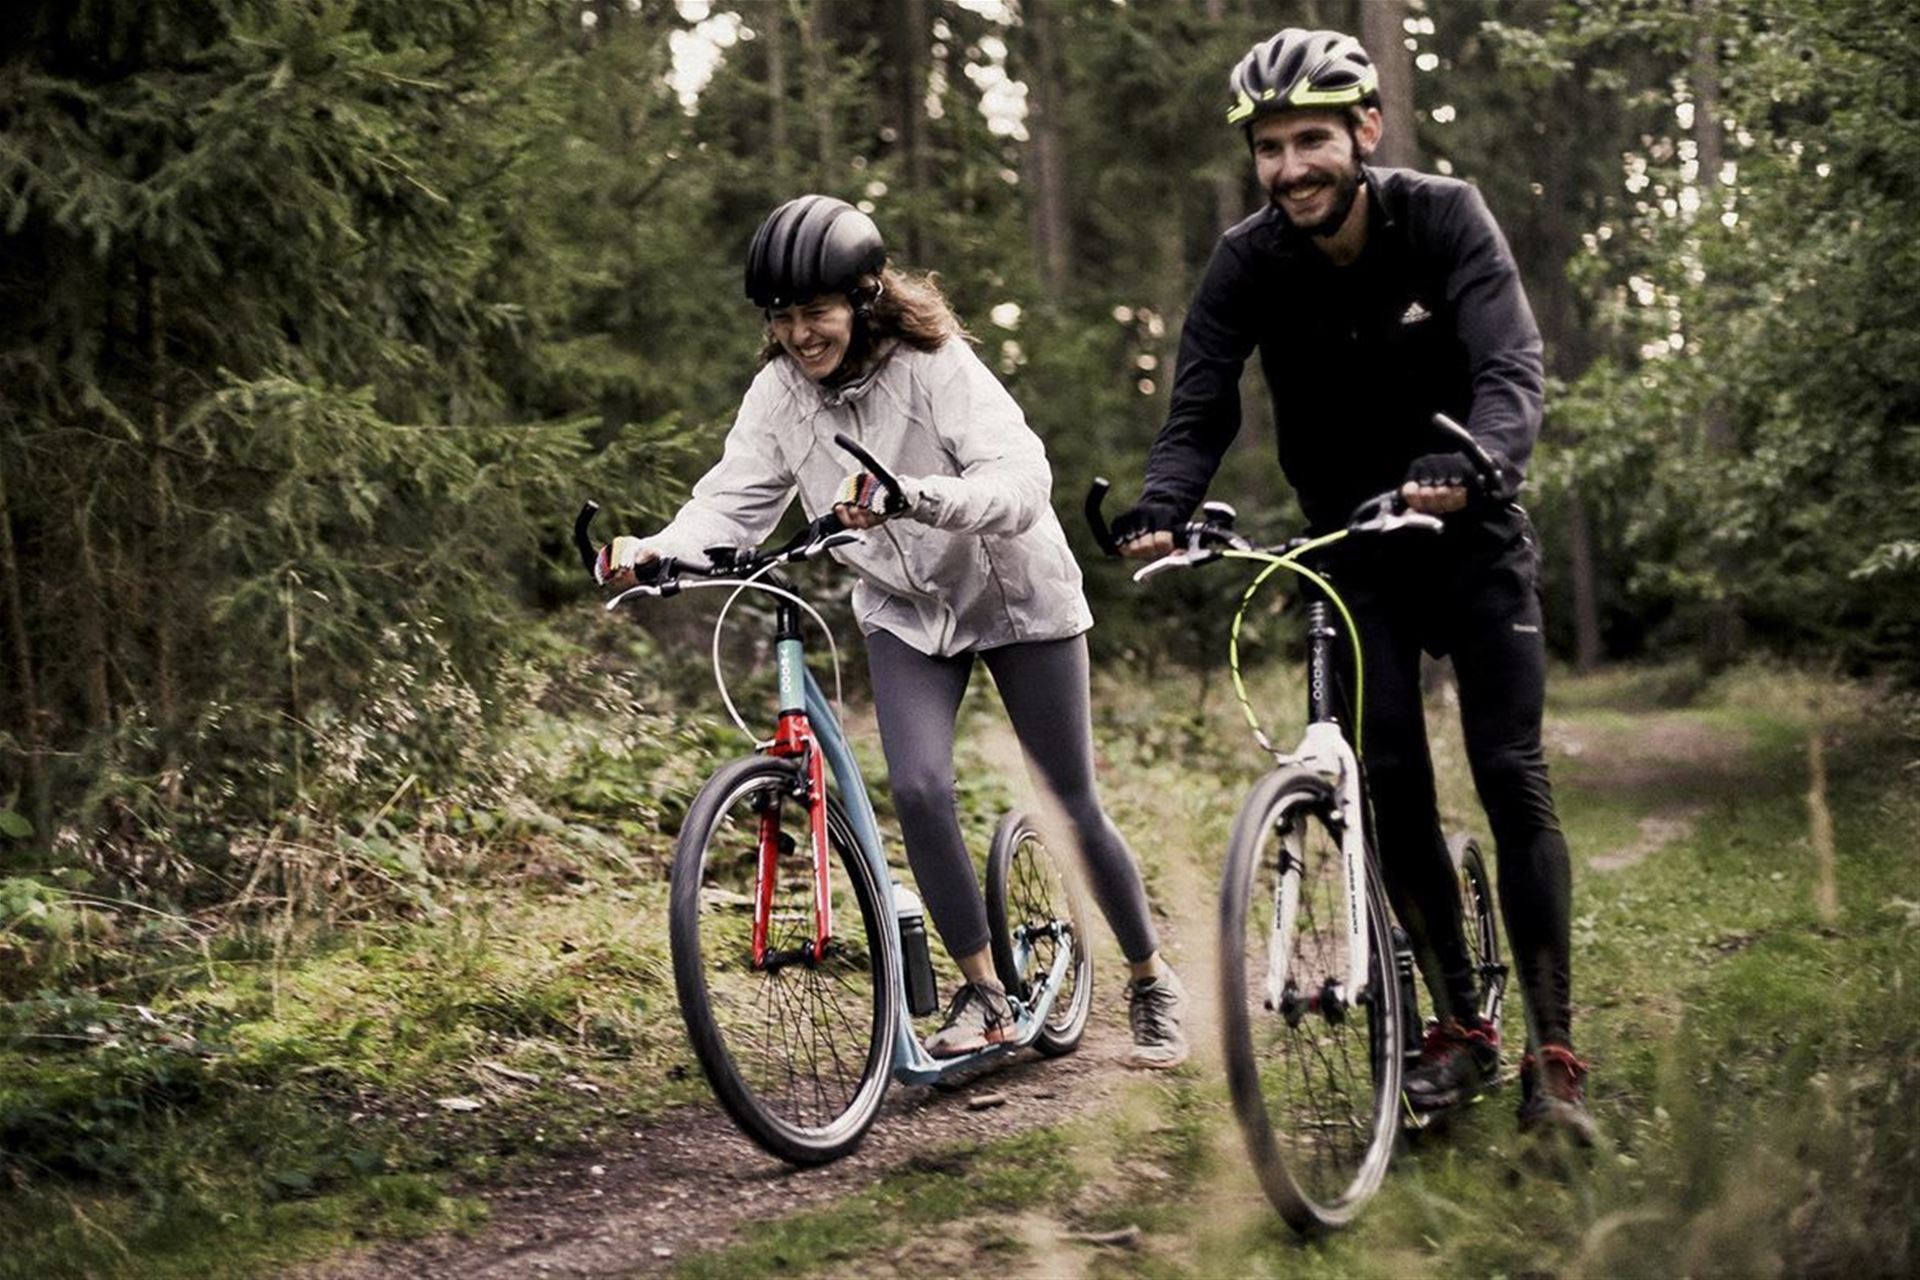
[754,709,833,967]
[750,804,779,969]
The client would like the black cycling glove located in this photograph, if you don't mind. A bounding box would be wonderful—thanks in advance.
[1111,501,1184,546]
[1404,449,1522,504]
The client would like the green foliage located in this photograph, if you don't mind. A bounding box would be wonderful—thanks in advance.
[1,3,1917,1264]
[676,1127,1083,1280]
[1514,0,1920,674]
[0,1,696,868]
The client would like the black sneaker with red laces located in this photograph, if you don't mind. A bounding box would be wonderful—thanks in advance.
[1517,1043,1599,1146]
[1404,1016,1502,1112]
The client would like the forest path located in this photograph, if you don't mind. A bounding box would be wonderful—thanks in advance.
[304,712,1221,1279]
[305,673,1845,1280]
[304,1004,1142,1278]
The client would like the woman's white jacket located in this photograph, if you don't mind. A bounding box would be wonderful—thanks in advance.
[637,338,1094,658]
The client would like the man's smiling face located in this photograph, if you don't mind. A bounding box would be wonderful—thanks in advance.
[1249,107,1380,238]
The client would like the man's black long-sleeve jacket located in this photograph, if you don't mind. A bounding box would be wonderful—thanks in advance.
[1140,167,1544,535]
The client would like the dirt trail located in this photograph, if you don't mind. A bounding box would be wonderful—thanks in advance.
[307,1005,1138,1279]
[308,716,1204,1279]
[1587,808,1707,872]
[1545,712,1749,872]
[312,700,1748,1277]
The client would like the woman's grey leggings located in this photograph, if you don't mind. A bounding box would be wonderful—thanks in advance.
[865,629,1159,964]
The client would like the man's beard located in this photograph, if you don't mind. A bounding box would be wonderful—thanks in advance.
[1270,161,1364,238]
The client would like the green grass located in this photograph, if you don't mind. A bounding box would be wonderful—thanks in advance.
[0,825,710,1277]
[673,1127,1083,1280]
[1148,662,1918,1278]
[3,659,1913,1278]
[666,661,1919,1278]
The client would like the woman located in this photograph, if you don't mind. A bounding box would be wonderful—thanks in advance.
[599,195,1186,1067]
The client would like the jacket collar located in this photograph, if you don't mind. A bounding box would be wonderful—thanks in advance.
[780,339,899,409]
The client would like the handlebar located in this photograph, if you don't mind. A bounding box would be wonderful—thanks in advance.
[1085,411,1498,569]
[1429,411,1505,498]
[1085,478,1118,556]
[573,504,855,601]
[831,432,909,517]
[573,501,601,577]
[576,434,899,600]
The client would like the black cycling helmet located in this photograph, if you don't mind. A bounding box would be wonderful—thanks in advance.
[1226,28,1380,127]
[744,194,887,309]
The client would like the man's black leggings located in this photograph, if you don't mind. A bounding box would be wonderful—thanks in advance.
[1334,514,1574,1049]
[865,629,1160,966]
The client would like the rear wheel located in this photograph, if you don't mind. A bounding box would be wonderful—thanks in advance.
[1219,769,1403,1233]
[1448,834,1505,1033]
[986,812,1093,1056]
[669,756,898,1166]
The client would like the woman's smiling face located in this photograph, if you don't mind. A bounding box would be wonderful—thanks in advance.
[768,294,855,382]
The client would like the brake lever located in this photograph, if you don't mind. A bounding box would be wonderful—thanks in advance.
[600,552,680,608]
[605,580,678,610]
[802,529,861,557]
[1348,492,1444,537]
[1133,547,1220,582]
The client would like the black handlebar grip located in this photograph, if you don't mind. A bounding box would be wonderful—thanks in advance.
[574,501,601,577]
[830,432,909,516]
[1085,477,1119,557]
[1430,413,1501,490]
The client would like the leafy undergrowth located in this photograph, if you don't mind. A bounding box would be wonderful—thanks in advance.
[676,661,1919,1278]
[0,610,1011,1280]
[3,658,1912,1278]
[0,657,743,1278]
[0,880,725,1277]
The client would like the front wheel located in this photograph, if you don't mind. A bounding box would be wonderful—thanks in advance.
[669,756,899,1166]
[986,812,1093,1057]
[1219,769,1404,1233]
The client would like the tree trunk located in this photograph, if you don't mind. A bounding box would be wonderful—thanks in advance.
[137,257,180,799]
[1692,0,1743,667]
[0,464,53,846]
[891,0,929,262]
[1536,71,1605,669]
[1566,488,1602,670]
[77,498,112,729]
[766,0,791,190]
[1206,0,1249,233]
[285,568,304,801]
[1806,724,1838,926]
[796,0,837,186]
[1359,0,1420,169]
[1022,0,1071,297]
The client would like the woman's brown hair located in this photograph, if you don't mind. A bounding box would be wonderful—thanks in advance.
[759,266,972,367]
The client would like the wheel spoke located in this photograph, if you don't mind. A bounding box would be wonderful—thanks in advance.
[1224,782,1398,1228]
[679,768,890,1152]
[989,820,1091,1051]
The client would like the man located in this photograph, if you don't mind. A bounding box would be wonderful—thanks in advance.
[1114,28,1595,1144]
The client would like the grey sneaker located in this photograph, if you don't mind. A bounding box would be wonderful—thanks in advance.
[1124,968,1190,1069]
[925,980,1014,1058]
